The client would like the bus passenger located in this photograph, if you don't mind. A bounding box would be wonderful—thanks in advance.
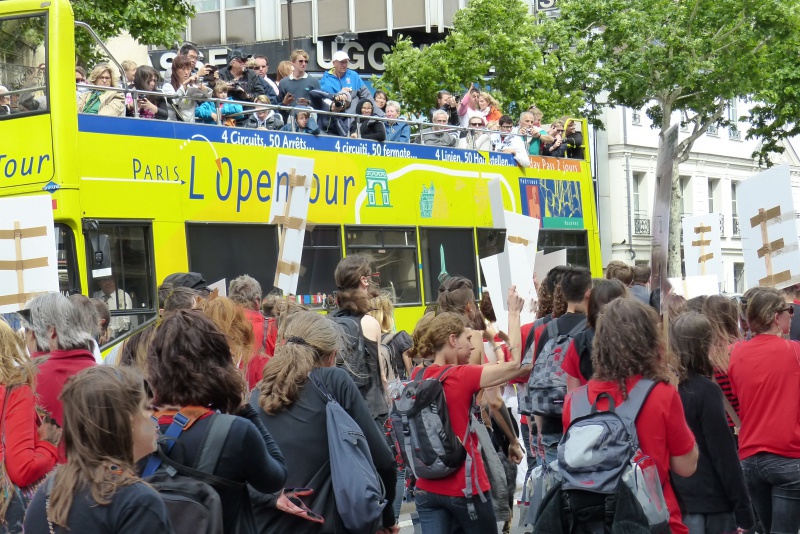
[162,54,211,123]
[77,65,125,116]
[349,99,385,142]
[246,94,284,130]
[195,81,244,125]
[282,109,320,135]
[384,101,410,143]
[126,66,168,120]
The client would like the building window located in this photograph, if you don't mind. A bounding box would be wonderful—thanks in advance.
[419,228,477,304]
[0,13,49,117]
[192,0,220,12]
[296,226,342,306]
[186,222,279,303]
[631,109,641,126]
[708,179,717,213]
[727,99,740,139]
[731,181,740,236]
[733,262,745,293]
[345,227,420,305]
[680,176,690,216]
[538,230,589,268]
[707,123,719,136]
[84,222,157,342]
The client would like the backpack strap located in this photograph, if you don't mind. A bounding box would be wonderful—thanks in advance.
[141,407,212,477]
[614,378,657,426]
[565,318,587,338]
[545,317,559,340]
[568,385,592,420]
[195,414,235,474]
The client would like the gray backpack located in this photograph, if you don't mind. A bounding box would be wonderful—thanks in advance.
[528,318,586,415]
[309,370,387,534]
[556,378,670,533]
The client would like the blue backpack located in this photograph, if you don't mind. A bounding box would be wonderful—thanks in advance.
[309,370,387,534]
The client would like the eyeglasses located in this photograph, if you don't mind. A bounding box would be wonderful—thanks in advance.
[296,59,308,64]
[76,78,85,83]
[470,122,483,127]
[97,75,112,81]
[779,306,795,316]
[257,65,267,69]
[556,128,564,132]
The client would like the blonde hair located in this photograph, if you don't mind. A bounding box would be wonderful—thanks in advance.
[0,320,36,389]
[88,64,118,86]
[746,287,785,335]
[258,312,345,414]
[199,296,254,367]
[290,50,309,62]
[213,80,230,97]
[368,293,394,333]
[276,61,293,82]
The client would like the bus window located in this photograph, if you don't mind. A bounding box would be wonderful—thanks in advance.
[0,14,49,117]
[84,222,156,342]
[345,227,420,306]
[55,223,80,295]
[296,226,341,306]
[476,228,507,288]
[419,228,477,304]
[186,222,279,297]
[539,230,589,267]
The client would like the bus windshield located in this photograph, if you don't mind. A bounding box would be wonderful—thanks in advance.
[0,13,48,118]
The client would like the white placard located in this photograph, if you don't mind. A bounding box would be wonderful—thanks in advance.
[270,155,315,295]
[681,213,723,283]
[504,211,540,270]
[208,278,227,297]
[737,165,800,289]
[667,275,720,299]
[480,254,508,333]
[0,195,59,313]
[534,249,568,282]
[508,244,537,326]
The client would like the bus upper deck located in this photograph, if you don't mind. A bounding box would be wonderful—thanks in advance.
[0,0,600,335]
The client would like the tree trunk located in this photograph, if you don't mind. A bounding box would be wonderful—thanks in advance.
[667,162,683,277]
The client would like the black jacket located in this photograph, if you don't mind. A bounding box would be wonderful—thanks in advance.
[218,66,265,102]
[672,373,754,528]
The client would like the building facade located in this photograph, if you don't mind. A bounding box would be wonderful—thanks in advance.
[595,102,800,294]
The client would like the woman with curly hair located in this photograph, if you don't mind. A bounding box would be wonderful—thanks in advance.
[145,310,286,534]
[251,311,398,534]
[728,288,800,534]
[23,366,166,533]
[563,297,698,534]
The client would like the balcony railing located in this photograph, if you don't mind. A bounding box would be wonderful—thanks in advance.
[719,213,725,237]
[729,127,740,140]
[634,213,650,235]
[733,215,740,236]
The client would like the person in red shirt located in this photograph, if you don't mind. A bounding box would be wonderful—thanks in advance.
[413,289,531,533]
[22,293,97,463]
[562,298,698,534]
[228,274,275,390]
[562,279,627,389]
[729,287,800,534]
[0,321,61,530]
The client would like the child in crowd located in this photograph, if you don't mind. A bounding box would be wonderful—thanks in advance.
[195,80,243,124]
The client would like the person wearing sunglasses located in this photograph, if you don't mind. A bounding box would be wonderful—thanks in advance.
[542,119,566,158]
[458,116,492,150]
[728,287,800,534]
[77,64,125,116]
[489,115,531,167]
[277,49,322,113]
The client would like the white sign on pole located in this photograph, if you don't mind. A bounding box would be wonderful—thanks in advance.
[667,275,720,299]
[681,213,723,284]
[269,155,315,295]
[737,164,800,289]
[0,195,59,313]
[208,278,227,297]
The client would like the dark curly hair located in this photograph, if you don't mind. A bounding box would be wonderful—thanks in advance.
[592,298,677,397]
[146,309,245,413]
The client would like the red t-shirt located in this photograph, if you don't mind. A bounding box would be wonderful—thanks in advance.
[563,376,696,534]
[560,340,587,385]
[243,314,277,390]
[0,385,58,486]
[414,364,490,497]
[729,335,800,460]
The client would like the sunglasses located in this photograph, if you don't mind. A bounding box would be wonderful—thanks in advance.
[470,122,483,126]
[296,59,308,64]
[779,306,795,316]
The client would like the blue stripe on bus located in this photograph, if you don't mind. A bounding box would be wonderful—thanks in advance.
[77,114,515,166]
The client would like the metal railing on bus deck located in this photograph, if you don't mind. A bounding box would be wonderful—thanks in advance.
[76,83,582,153]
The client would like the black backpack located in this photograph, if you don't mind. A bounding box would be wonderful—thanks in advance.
[381,330,413,382]
[142,412,245,534]
[329,310,369,389]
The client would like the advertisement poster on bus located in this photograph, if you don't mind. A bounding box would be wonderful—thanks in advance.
[519,178,584,229]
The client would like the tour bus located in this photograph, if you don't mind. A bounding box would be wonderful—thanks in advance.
[0,0,600,338]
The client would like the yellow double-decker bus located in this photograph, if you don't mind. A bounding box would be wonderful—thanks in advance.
[0,0,600,337]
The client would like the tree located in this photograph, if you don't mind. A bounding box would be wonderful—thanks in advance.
[377,0,584,119]
[545,0,800,276]
[72,0,195,64]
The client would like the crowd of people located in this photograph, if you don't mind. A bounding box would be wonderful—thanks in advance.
[2,44,583,166]
[0,255,797,534]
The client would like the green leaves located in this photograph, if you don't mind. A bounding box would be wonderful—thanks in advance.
[72,0,195,64]
[377,0,583,120]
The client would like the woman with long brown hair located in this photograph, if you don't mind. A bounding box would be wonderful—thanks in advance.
[563,298,698,534]
[199,296,254,369]
[410,289,530,533]
[162,54,211,122]
[0,321,60,533]
[701,295,743,433]
[23,366,167,533]
[145,310,286,534]
[728,288,800,534]
[251,311,398,533]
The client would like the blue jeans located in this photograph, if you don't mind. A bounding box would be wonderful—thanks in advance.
[540,432,561,467]
[415,489,496,533]
[683,512,737,534]
[741,453,800,534]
